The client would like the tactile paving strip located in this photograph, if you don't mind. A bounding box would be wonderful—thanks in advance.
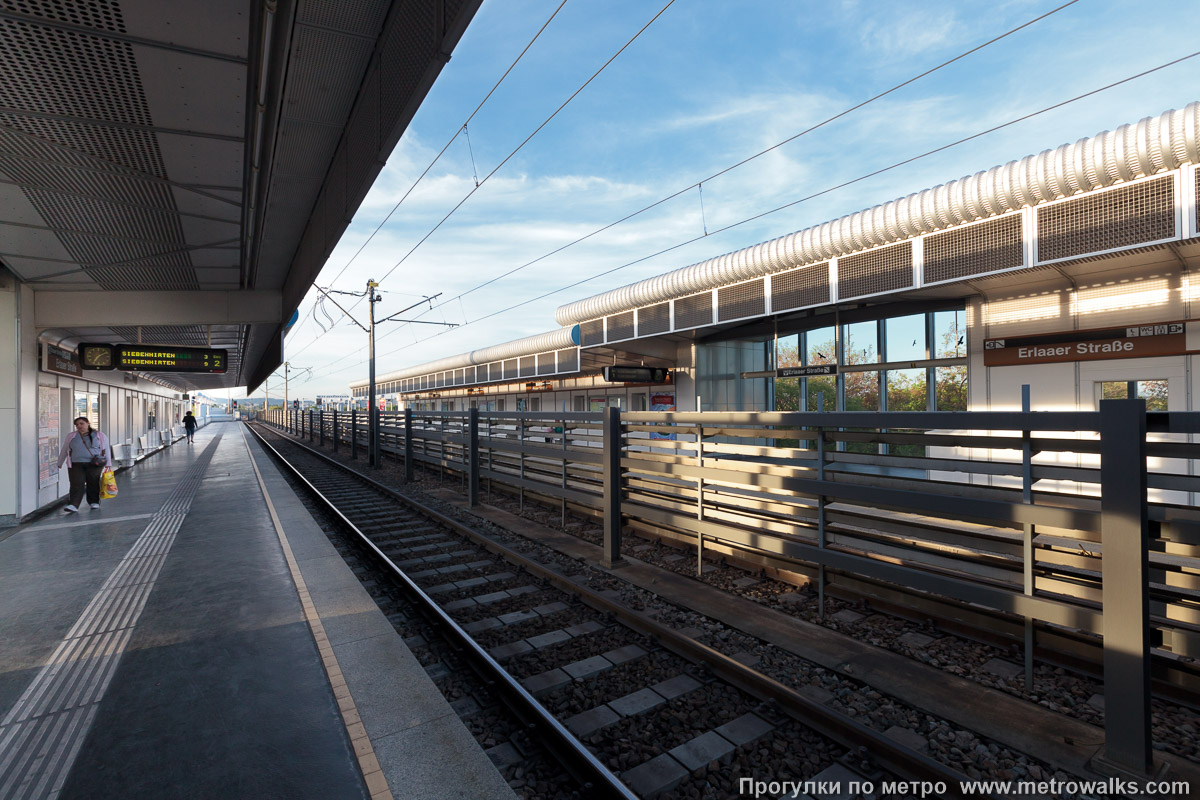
[0,436,221,800]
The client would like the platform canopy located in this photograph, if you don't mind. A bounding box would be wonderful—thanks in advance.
[0,0,483,390]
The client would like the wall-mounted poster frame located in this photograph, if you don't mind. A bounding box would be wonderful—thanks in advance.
[38,386,60,488]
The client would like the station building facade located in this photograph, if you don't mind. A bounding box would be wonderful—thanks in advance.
[352,103,1200,422]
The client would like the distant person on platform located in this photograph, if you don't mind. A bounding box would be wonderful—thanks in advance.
[183,410,198,443]
[56,416,111,512]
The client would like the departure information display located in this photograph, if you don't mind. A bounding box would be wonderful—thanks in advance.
[115,345,227,373]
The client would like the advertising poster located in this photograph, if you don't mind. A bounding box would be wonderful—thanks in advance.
[650,392,676,440]
[38,386,60,488]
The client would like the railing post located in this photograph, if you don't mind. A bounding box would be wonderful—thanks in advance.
[332,410,338,452]
[816,391,827,620]
[468,407,479,506]
[1096,398,1153,779]
[696,421,705,576]
[404,408,414,483]
[1021,384,1035,690]
[319,410,324,446]
[369,406,379,467]
[602,405,624,568]
[351,409,358,459]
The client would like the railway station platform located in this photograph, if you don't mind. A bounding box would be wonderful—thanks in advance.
[0,421,515,800]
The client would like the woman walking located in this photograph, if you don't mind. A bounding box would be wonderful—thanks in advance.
[183,410,198,443]
[56,417,111,512]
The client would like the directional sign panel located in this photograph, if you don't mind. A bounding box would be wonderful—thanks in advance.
[776,364,837,378]
[115,345,227,373]
[602,366,670,383]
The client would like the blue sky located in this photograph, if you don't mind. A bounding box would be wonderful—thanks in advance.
[260,0,1200,399]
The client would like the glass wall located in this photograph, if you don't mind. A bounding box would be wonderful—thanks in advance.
[765,305,968,416]
[696,339,770,411]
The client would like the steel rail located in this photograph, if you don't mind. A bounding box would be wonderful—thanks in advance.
[244,423,637,800]
[249,422,994,799]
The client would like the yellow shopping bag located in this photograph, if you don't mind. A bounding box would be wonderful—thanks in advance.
[100,469,118,500]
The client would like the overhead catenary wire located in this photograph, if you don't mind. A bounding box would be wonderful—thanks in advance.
[284,0,571,344]
[303,49,1200,384]
[287,0,673,358]
[367,0,679,289]
[355,0,1082,337]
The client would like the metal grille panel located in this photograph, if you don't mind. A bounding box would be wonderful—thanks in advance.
[503,359,517,380]
[606,311,634,342]
[519,356,535,377]
[299,0,389,36]
[673,292,713,329]
[4,0,127,31]
[537,352,556,375]
[288,26,373,126]
[580,319,604,347]
[379,0,434,136]
[717,279,765,321]
[637,303,669,335]
[838,242,913,300]
[1037,176,1175,263]
[557,348,578,373]
[771,263,829,311]
[924,214,1023,283]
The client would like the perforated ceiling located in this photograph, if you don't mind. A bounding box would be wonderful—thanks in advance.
[0,0,484,390]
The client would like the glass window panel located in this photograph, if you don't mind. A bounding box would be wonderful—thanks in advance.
[886,369,927,411]
[844,371,879,454]
[933,309,966,358]
[842,321,878,364]
[806,375,835,411]
[805,327,836,365]
[843,370,879,411]
[776,333,800,368]
[935,366,968,410]
[1136,380,1167,411]
[1100,381,1129,401]
[775,378,799,411]
[886,314,925,362]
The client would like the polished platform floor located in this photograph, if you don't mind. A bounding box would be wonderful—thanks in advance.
[0,422,515,800]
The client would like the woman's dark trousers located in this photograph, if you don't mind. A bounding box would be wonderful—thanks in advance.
[68,464,103,506]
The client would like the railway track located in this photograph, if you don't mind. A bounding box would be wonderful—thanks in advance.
[248,421,993,799]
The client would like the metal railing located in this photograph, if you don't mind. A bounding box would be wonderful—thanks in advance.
[263,401,1200,778]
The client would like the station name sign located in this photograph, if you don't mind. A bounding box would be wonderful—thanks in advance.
[776,364,837,378]
[79,343,228,373]
[42,344,82,378]
[602,366,670,383]
[983,322,1185,367]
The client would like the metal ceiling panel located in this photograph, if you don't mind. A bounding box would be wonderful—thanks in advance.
[194,267,240,288]
[132,47,246,136]
[168,187,241,224]
[120,0,249,59]
[154,134,243,187]
[0,221,77,262]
